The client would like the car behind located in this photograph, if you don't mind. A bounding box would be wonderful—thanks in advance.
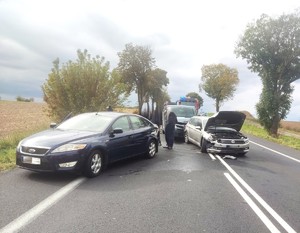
[16,112,159,177]
[162,105,196,139]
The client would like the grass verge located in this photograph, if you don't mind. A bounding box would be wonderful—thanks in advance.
[242,120,300,150]
[0,126,48,172]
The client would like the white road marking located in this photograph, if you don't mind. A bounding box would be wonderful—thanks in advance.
[251,140,300,163]
[0,177,86,233]
[224,173,280,233]
[217,155,297,233]
[208,153,216,160]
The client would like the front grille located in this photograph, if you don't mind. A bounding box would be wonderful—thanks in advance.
[176,122,186,129]
[21,146,50,155]
[219,139,246,144]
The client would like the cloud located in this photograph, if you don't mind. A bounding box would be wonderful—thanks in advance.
[0,0,299,121]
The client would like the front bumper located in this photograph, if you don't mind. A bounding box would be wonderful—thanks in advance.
[206,142,250,154]
[174,123,186,138]
[16,150,86,173]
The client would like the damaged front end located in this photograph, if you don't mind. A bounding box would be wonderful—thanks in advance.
[203,127,250,155]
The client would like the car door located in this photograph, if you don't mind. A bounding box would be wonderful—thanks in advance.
[188,117,197,142]
[194,118,202,145]
[107,116,134,162]
[129,115,154,155]
[189,117,202,146]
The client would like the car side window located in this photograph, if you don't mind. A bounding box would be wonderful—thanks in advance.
[112,116,131,132]
[190,118,196,126]
[129,116,148,129]
[196,119,202,127]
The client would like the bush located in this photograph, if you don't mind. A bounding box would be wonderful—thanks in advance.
[16,96,34,102]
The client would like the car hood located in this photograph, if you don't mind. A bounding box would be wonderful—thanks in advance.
[20,129,100,148]
[204,111,246,131]
[176,116,190,124]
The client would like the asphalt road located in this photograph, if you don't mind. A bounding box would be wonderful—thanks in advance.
[0,135,300,233]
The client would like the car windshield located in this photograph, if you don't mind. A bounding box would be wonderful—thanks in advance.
[169,106,195,118]
[56,113,113,132]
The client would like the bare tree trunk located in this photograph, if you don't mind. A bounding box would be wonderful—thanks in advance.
[269,114,280,137]
[215,99,220,112]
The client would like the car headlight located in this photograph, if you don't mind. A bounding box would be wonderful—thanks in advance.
[52,144,87,153]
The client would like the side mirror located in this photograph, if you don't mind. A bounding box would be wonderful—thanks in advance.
[113,128,123,134]
[109,128,123,137]
[195,126,202,130]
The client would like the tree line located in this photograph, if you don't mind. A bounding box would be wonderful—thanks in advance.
[43,9,300,137]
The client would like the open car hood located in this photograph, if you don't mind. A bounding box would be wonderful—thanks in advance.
[204,111,246,132]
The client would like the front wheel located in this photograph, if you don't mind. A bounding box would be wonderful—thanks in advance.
[200,139,207,153]
[184,131,190,144]
[146,139,157,159]
[84,150,105,178]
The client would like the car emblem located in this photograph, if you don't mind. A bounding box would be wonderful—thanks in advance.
[231,140,235,144]
[28,148,36,153]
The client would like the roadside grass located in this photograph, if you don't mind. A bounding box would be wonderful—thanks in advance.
[242,120,300,150]
[0,126,48,172]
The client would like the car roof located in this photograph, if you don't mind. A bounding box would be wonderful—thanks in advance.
[191,115,209,120]
[76,112,134,119]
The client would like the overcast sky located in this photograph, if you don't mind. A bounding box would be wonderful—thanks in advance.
[0,0,299,120]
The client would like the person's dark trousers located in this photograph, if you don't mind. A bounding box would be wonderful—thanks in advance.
[165,123,175,148]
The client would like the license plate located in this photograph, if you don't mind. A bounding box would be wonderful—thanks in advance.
[23,156,41,165]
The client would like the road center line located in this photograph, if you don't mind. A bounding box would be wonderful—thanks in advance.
[0,177,86,233]
[250,141,300,163]
[217,155,297,233]
[224,173,280,233]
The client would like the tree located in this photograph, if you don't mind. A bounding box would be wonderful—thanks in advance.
[42,49,128,120]
[16,96,34,102]
[200,64,239,112]
[117,43,155,114]
[146,68,169,119]
[235,11,300,136]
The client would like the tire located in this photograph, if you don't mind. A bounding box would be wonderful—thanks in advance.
[84,150,105,178]
[184,131,190,144]
[200,139,207,153]
[146,139,157,159]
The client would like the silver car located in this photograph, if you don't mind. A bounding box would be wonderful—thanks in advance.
[184,111,250,155]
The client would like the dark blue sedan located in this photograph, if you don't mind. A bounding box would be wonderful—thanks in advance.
[16,112,159,177]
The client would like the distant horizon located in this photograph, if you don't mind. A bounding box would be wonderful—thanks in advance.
[1,98,298,122]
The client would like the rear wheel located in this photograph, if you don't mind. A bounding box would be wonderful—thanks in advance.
[184,131,190,144]
[200,139,207,153]
[146,139,157,159]
[84,150,105,178]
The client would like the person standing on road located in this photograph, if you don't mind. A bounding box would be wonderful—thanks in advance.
[152,108,162,146]
[164,111,177,149]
